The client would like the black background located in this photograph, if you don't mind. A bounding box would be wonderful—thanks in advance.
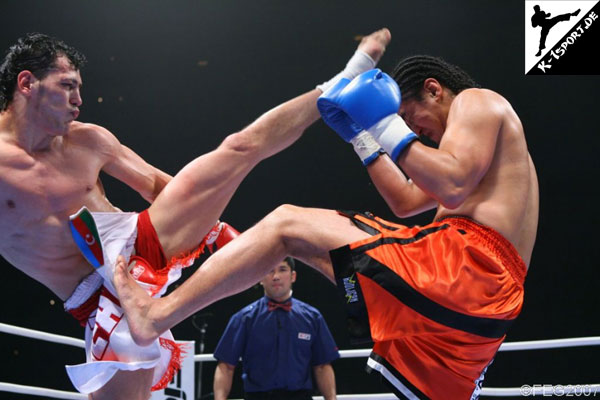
[1,1,599,399]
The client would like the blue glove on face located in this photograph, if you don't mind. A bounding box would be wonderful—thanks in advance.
[317,78,383,166]
[317,78,363,142]
[336,68,401,130]
[336,69,418,161]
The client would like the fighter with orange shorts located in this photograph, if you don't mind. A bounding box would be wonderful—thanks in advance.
[113,56,538,400]
[330,211,525,399]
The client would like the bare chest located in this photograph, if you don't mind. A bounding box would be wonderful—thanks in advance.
[2,160,99,218]
[0,145,108,249]
[436,131,536,259]
[0,152,106,296]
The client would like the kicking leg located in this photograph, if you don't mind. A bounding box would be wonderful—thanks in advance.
[115,205,371,345]
[147,28,390,259]
[147,89,321,258]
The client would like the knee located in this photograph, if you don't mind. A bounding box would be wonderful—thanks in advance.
[219,129,260,158]
[261,204,306,236]
[264,203,304,224]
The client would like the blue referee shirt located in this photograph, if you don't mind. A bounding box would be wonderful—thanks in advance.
[213,296,340,393]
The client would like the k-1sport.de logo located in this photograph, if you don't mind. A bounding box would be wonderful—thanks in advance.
[525,0,600,75]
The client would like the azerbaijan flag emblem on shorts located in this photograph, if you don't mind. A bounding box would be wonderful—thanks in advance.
[69,206,104,268]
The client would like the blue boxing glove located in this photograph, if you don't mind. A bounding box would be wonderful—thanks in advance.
[317,78,363,142]
[338,69,418,161]
[336,69,400,128]
[318,79,383,166]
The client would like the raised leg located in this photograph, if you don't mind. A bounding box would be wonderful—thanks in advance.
[115,205,371,345]
[538,13,575,53]
[148,89,321,259]
[147,28,391,260]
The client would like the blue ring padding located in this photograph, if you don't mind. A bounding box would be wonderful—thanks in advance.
[390,133,418,161]
[69,222,101,268]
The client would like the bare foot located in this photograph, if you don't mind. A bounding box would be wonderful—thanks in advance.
[113,255,162,347]
[357,28,391,64]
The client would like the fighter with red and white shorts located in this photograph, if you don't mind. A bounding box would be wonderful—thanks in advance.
[64,209,238,393]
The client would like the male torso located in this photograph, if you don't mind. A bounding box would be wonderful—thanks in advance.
[434,89,539,267]
[0,121,119,299]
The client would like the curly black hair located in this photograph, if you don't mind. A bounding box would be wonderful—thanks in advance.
[0,33,86,111]
[391,55,480,101]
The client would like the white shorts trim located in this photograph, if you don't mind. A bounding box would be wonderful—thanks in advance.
[367,356,421,400]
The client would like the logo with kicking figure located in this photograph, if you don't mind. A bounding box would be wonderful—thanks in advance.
[531,4,580,56]
[525,1,600,75]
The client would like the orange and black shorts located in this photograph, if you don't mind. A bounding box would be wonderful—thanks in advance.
[330,211,527,400]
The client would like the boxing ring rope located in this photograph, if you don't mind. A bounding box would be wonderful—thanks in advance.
[0,382,86,400]
[0,322,85,349]
[1,322,599,399]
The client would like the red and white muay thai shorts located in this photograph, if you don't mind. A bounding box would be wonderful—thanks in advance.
[64,209,206,394]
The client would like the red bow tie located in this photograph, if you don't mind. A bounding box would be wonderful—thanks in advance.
[268,300,292,312]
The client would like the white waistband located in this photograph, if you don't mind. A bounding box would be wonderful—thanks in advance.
[64,271,104,311]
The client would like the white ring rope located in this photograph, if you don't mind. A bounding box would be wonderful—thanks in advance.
[2,322,600,399]
[196,336,600,362]
[497,336,600,351]
[0,322,85,348]
[2,320,598,357]
[0,382,86,399]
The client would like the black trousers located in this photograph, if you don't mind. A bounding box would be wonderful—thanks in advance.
[244,389,313,400]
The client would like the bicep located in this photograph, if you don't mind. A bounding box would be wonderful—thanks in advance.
[103,143,153,181]
[90,126,154,184]
[102,142,171,201]
[439,95,501,189]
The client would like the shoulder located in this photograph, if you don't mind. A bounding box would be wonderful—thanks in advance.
[0,133,28,169]
[450,88,512,122]
[236,299,264,319]
[67,122,121,151]
[293,298,324,319]
[66,122,123,161]
[455,88,509,108]
[0,130,18,155]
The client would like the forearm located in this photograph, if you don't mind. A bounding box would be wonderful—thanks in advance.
[398,142,471,209]
[213,362,235,400]
[367,154,436,217]
[313,364,337,400]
